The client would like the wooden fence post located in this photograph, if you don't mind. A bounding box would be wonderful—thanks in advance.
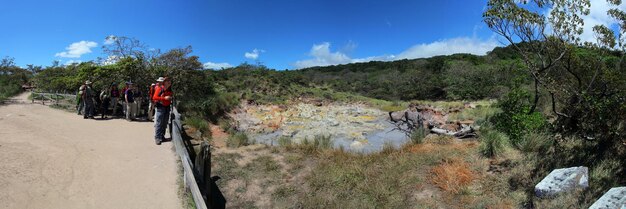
[195,141,212,199]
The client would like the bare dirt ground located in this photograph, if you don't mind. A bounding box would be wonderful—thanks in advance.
[0,93,181,209]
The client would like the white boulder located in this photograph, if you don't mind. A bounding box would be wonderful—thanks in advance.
[535,166,589,197]
[589,187,626,209]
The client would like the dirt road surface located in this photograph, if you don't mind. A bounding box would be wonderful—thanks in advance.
[0,93,182,209]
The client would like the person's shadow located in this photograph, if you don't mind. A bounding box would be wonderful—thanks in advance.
[93,117,113,121]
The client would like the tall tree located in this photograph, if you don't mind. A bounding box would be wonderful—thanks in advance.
[483,0,590,114]
[485,0,626,154]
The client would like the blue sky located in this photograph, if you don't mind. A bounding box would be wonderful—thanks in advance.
[1,0,502,69]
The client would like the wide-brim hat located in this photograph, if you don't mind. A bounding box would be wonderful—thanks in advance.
[125,81,133,85]
[156,77,165,82]
[85,80,92,85]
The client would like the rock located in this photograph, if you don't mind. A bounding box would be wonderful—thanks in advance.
[282,130,298,137]
[389,110,406,122]
[190,130,202,140]
[350,140,365,149]
[589,187,626,209]
[534,166,589,197]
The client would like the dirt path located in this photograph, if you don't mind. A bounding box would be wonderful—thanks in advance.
[0,93,182,209]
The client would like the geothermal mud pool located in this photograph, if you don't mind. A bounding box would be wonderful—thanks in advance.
[230,103,408,153]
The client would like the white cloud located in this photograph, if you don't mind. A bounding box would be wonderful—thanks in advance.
[293,37,499,69]
[104,35,117,45]
[244,49,264,60]
[396,37,500,59]
[577,0,626,44]
[293,42,356,68]
[203,61,233,69]
[55,41,98,58]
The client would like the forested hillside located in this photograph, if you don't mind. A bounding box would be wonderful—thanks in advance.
[208,47,527,103]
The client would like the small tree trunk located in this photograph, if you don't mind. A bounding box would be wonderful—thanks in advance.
[528,78,540,114]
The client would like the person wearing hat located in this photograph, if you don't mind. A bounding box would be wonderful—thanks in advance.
[83,80,96,119]
[125,82,137,121]
[77,84,86,115]
[148,77,165,121]
[99,85,111,119]
[153,77,173,145]
[156,76,165,83]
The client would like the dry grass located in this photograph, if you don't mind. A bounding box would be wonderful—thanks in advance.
[210,134,545,208]
[430,158,476,194]
[405,140,478,154]
[486,200,515,209]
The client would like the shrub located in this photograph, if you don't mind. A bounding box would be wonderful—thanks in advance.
[519,131,553,153]
[381,141,396,154]
[589,159,623,197]
[183,116,210,139]
[313,135,332,149]
[226,132,250,148]
[218,118,233,133]
[277,136,292,147]
[479,128,508,158]
[410,128,427,144]
[297,135,333,154]
[492,88,546,147]
[0,75,22,102]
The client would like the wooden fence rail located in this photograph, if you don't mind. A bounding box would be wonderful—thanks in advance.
[171,106,222,209]
[30,91,76,106]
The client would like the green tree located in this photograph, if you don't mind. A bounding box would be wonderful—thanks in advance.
[483,0,590,114]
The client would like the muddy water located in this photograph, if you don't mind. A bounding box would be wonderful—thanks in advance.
[233,103,408,153]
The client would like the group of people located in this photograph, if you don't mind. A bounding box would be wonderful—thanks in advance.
[77,80,141,120]
[76,76,174,145]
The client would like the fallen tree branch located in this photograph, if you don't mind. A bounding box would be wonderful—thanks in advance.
[389,109,476,138]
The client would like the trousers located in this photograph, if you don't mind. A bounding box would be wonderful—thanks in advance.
[154,106,170,140]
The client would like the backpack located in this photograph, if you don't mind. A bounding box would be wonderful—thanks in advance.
[100,90,110,101]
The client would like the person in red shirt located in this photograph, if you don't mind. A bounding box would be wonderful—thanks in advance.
[153,77,173,145]
[148,77,165,121]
